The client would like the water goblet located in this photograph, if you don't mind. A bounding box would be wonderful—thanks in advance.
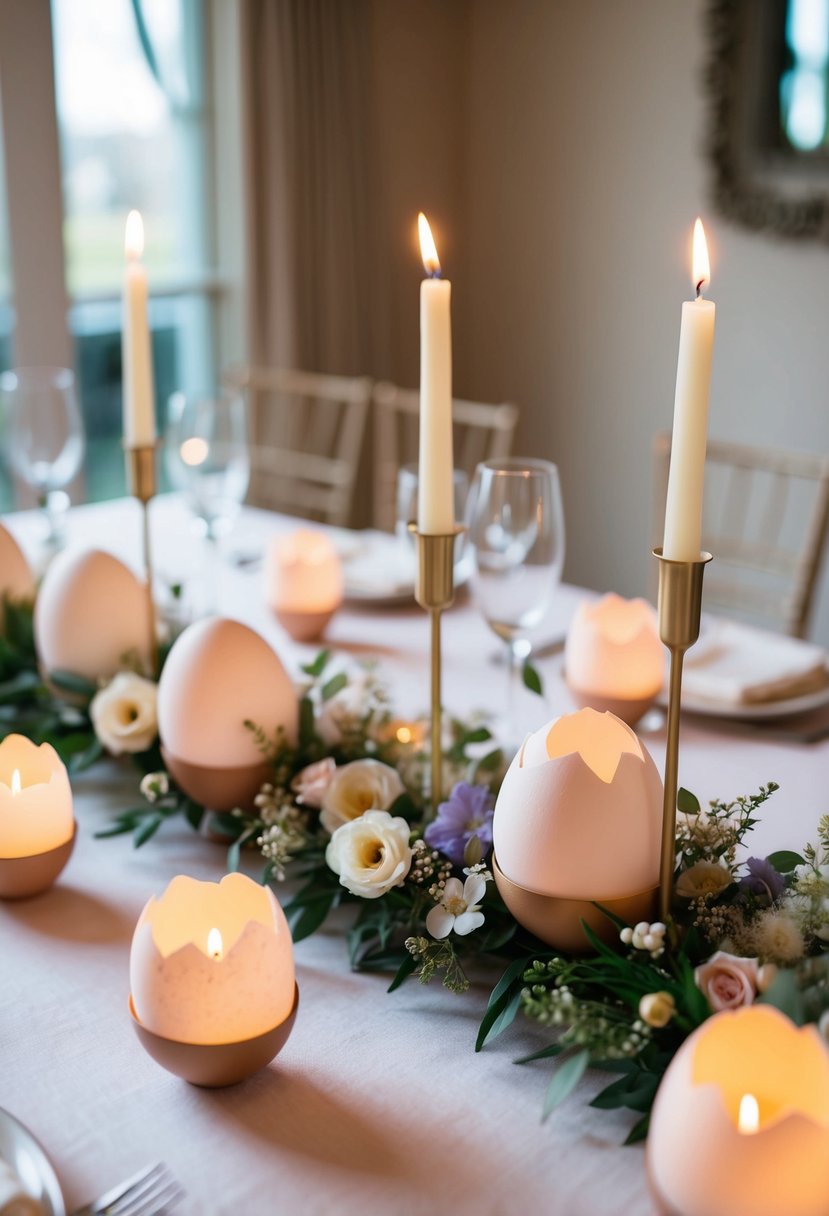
[0,367,85,549]
[467,458,565,743]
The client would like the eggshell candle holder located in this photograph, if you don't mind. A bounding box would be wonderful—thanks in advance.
[647,1006,829,1216]
[0,523,34,628]
[266,529,344,643]
[157,617,298,811]
[492,708,662,951]
[35,548,151,683]
[129,873,298,1086]
[0,735,75,900]
[564,594,665,727]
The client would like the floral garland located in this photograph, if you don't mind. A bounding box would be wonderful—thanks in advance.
[3,598,829,1141]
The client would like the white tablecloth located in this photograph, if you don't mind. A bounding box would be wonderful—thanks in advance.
[1,498,826,1216]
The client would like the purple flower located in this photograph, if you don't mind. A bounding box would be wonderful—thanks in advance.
[424,782,495,867]
[740,857,786,903]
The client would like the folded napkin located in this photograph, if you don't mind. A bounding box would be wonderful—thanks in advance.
[0,1159,43,1216]
[683,620,828,706]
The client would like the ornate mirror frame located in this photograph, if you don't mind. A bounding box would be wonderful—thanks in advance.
[706,0,829,241]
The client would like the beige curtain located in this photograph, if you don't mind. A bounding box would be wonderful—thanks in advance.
[240,0,376,377]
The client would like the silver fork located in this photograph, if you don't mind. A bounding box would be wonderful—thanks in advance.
[72,1162,184,1216]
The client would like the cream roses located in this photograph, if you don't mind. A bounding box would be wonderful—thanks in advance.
[675,860,733,900]
[320,758,404,834]
[325,810,412,898]
[90,672,158,755]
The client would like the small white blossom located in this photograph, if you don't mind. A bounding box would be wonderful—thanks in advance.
[139,771,169,803]
[425,872,487,940]
[620,920,666,958]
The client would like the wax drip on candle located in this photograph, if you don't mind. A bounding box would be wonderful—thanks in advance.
[738,1092,760,1135]
[10,769,21,796]
[207,927,223,960]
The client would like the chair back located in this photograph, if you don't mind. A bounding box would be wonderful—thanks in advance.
[223,366,371,527]
[372,382,518,531]
[653,432,829,637]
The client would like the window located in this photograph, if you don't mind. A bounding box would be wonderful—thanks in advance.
[781,0,829,151]
[51,0,216,500]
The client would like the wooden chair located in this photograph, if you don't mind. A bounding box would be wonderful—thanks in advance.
[222,366,371,527]
[652,433,829,638]
[372,382,519,531]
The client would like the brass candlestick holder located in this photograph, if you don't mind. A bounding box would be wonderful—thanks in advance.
[654,547,712,922]
[125,443,159,675]
[410,525,463,814]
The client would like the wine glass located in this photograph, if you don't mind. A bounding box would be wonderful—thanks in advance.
[0,367,85,548]
[166,389,250,611]
[467,458,565,741]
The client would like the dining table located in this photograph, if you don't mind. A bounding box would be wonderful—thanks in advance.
[1,494,827,1216]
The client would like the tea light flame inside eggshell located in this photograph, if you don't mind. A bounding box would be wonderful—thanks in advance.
[35,548,150,681]
[565,593,665,699]
[0,734,74,858]
[130,873,296,1045]
[157,617,298,767]
[266,529,344,614]
[493,708,663,899]
[648,1006,829,1216]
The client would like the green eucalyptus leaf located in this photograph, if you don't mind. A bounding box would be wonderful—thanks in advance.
[321,672,348,702]
[133,814,164,847]
[677,787,700,815]
[522,661,543,697]
[624,1114,651,1145]
[514,1042,565,1065]
[387,952,418,993]
[476,957,528,1051]
[301,649,330,678]
[542,1049,589,1120]
[765,850,806,873]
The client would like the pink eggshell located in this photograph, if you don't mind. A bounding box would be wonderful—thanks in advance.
[35,548,150,680]
[494,711,662,898]
[0,524,34,606]
[157,617,298,767]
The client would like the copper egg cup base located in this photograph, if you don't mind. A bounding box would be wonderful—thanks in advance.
[161,747,271,813]
[565,680,659,729]
[274,606,337,643]
[129,984,299,1087]
[0,824,76,900]
[493,854,659,953]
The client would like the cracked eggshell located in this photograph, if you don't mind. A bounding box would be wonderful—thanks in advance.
[157,617,298,767]
[493,708,662,899]
[34,548,150,680]
[0,524,34,619]
[565,593,665,698]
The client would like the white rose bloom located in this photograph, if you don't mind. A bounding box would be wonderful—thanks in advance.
[320,758,405,834]
[90,672,158,755]
[325,810,413,898]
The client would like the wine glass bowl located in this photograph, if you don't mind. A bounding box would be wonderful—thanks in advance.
[166,389,250,541]
[0,367,85,546]
[467,458,565,737]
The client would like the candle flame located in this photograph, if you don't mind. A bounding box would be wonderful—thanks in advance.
[738,1092,760,1134]
[418,212,441,277]
[125,209,144,260]
[207,927,223,960]
[10,769,21,796]
[396,725,413,744]
[692,217,710,297]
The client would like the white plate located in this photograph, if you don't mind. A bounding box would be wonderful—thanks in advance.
[658,674,829,721]
[0,1107,65,1215]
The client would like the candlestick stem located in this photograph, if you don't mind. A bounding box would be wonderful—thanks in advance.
[654,548,712,923]
[410,526,463,815]
[125,443,159,676]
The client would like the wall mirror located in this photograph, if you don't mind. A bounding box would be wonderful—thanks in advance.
[707,0,829,239]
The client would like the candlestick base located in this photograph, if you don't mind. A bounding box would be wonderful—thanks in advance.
[653,548,712,922]
[0,823,76,900]
[129,984,299,1087]
[409,525,464,812]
